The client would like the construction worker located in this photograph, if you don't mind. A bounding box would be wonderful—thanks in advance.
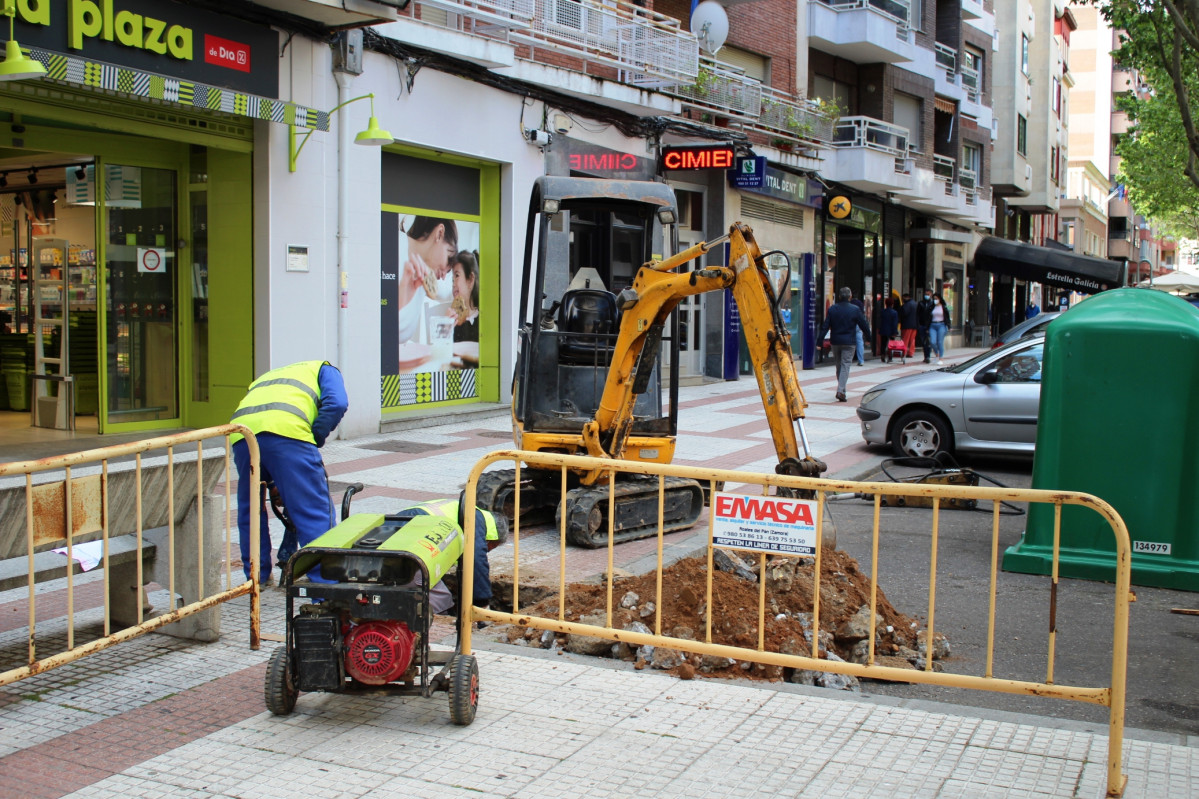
[230,360,348,583]
[395,496,506,610]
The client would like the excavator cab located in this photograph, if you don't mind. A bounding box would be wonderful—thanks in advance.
[513,177,682,453]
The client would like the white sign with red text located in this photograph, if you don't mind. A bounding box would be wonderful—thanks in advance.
[711,492,818,555]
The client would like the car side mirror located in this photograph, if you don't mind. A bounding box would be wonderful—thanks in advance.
[976,368,1000,385]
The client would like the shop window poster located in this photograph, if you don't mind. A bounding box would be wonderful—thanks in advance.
[380,210,481,410]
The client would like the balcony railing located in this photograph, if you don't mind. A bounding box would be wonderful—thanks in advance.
[959,166,978,190]
[935,42,956,73]
[934,154,956,194]
[824,0,911,30]
[960,63,980,103]
[831,116,910,156]
[756,88,835,142]
[419,0,535,31]
[664,57,762,119]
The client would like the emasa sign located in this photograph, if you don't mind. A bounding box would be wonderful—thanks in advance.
[711,492,818,556]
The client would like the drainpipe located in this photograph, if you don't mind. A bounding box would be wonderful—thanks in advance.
[335,69,352,415]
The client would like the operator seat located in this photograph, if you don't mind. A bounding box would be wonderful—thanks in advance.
[557,288,619,365]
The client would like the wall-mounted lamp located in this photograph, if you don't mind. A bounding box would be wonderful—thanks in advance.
[288,93,392,172]
[0,0,45,81]
[26,167,36,184]
[74,165,87,180]
[0,173,7,188]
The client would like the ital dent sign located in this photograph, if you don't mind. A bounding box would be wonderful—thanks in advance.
[828,195,852,219]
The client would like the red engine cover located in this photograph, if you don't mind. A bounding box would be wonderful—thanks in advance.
[344,620,416,685]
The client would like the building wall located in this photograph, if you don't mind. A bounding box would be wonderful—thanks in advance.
[260,38,547,438]
[991,0,1033,195]
[1066,4,1112,175]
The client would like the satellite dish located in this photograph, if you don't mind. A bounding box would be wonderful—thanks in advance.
[691,1,728,55]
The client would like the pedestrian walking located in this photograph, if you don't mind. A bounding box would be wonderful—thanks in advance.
[850,296,866,366]
[230,360,349,583]
[899,293,918,356]
[1026,298,1040,319]
[929,293,950,365]
[916,290,935,363]
[819,287,871,402]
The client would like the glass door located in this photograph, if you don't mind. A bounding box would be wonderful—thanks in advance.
[104,165,179,425]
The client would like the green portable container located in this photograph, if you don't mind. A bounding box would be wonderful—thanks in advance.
[1003,289,1199,590]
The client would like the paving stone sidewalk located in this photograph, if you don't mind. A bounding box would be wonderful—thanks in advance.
[0,348,1193,798]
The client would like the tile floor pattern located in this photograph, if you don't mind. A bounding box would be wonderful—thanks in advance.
[0,349,1194,798]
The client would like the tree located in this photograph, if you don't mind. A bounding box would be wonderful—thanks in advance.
[1115,80,1199,238]
[1100,1,1199,193]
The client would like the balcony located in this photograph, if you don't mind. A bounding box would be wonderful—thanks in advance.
[511,0,700,87]
[391,0,699,87]
[249,0,398,28]
[824,116,915,192]
[808,0,917,64]
[934,154,955,192]
[935,43,956,74]
[663,57,762,120]
[960,0,985,20]
[753,88,835,144]
[959,63,980,103]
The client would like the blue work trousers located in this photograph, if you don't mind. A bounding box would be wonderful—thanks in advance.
[234,434,334,581]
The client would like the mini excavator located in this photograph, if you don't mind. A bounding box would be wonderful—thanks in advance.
[476,176,826,547]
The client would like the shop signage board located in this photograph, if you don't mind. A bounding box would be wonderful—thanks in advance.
[661,144,735,171]
[711,492,818,555]
[13,0,280,98]
[729,156,766,188]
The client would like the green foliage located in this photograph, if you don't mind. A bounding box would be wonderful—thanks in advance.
[1098,0,1199,199]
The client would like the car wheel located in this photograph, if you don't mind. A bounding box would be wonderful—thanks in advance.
[891,410,952,458]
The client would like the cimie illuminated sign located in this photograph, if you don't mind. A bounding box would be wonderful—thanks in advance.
[661,145,735,171]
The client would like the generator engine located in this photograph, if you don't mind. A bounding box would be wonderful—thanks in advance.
[344,620,417,685]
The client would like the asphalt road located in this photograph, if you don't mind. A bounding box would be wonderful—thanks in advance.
[830,453,1199,738]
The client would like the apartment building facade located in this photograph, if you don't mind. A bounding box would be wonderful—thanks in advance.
[990,0,1076,331]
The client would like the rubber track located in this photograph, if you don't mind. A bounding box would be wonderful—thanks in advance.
[561,475,705,548]
[475,468,561,526]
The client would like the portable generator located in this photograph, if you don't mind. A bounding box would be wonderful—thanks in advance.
[265,509,479,725]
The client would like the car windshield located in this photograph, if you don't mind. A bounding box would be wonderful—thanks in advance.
[944,336,1042,374]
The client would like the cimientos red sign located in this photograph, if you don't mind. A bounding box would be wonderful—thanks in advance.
[204,34,250,73]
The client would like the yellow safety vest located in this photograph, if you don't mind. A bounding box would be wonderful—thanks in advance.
[229,360,327,445]
[411,499,500,542]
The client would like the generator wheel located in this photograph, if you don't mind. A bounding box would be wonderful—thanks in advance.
[448,654,479,726]
[265,646,297,716]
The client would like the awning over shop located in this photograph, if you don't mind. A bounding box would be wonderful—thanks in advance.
[972,237,1126,294]
[29,48,329,132]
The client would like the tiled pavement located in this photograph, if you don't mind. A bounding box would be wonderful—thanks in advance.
[0,348,1195,798]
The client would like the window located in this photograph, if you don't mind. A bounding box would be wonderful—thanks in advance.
[1017,115,1027,156]
[1050,146,1060,184]
[1052,77,1061,116]
[893,93,923,152]
[718,45,769,85]
[1021,34,1030,75]
[811,74,852,113]
[961,143,981,187]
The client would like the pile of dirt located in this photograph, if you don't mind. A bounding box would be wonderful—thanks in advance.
[499,547,947,684]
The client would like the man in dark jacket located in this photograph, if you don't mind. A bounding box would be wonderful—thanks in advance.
[916,289,935,363]
[899,293,919,356]
[819,287,871,402]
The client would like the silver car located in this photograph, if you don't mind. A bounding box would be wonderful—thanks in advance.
[856,336,1045,457]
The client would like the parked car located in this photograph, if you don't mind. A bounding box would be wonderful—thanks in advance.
[857,335,1045,458]
[990,311,1060,348]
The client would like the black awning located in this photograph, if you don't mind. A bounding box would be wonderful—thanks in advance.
[973,237,1126,294]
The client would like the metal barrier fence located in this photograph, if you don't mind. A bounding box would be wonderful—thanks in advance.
[0,425,262,687]
[461,450,1132,798]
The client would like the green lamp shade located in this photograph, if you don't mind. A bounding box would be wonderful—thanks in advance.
[0,39,46,81]
[354,116,392,146]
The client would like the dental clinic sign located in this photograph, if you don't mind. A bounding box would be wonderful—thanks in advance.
[11,0,278,97]
[711,492,819,555]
